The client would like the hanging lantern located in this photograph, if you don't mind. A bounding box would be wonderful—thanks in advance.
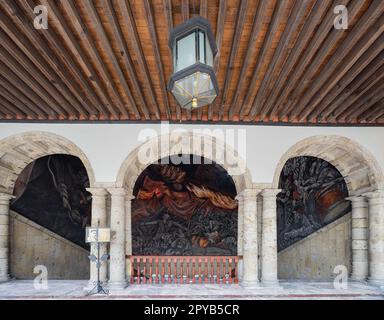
[168,16,219,110]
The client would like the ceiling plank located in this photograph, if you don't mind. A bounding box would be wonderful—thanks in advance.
[142,0,172,120]
[81,0,138,119]
[101,0,151,120]
[269,0,350,120]
[238,0,288,119]
[40,0,119,119]
[284,0,373,120]
[17,0,107,118]
[296,4,384,121]
[0,1,89,119]
[308,33,384,122]
[0,29,70,118]
[217,0,248,120]
[208,0,227,121]
[253,0,315,120]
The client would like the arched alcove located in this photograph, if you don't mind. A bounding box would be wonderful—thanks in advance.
[273,135,383,280]
[0,132,95,280]
[131,154,238,256]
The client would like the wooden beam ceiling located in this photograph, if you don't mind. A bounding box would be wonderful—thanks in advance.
[0,0,383,125]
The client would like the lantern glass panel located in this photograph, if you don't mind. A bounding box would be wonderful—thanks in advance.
[205,35,213,67]
[175,32,196,72]
[198,31,205,64]
[171,71,217,109]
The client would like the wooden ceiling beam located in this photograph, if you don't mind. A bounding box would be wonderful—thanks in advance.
[308,32,384,122]
[0,72,48,119]
[0,29,71,118]
[264,0,333,119]
[238,0,288,119]
[12,0,107,118]
[285,0,375,120]
[270,0,350,120]
[116,0,164,120]
[296,4,384,121]
[181,0,191,121]
[217,0,248,121]
[142,0,171,120]
[0,59,54,118]
[0,82,38,119]
[81,0,138,119]
[0,100,19,119]
[0,3,87,119]
[365,98,384,123]
[208,0,227,121]
[229,0,270,119]
[18,0,108,118]
[101,0,152,120]
[162,0,181,121]
[332,60,384,121]
[47,0,121,119]
[197,0,208,121]
[343,83,384,122]
[254,0,315,120]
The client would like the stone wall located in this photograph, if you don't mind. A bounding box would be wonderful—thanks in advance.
[9,211,89,279]
[278,213,351,280]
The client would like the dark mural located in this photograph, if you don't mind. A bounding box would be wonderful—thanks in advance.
[11,155,91,248]
[132,155,238,256]
[277,156,351,251]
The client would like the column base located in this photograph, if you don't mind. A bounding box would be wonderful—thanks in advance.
[368,278,384,288]
[0,275,10,283]
[350,275,368,283]
[108,280,128,292]
[241,280,260,289]
[260,279,281,288]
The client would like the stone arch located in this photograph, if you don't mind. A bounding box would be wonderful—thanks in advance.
[272,135,384,196]
[0,131,95,194]
[116,131,252,195]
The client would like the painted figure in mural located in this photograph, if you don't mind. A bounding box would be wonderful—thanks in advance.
[11,155,91,248]
[277,156,351,251]
[131,156,238,256]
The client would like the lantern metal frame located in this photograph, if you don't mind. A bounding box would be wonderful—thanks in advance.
[168,16,219,109]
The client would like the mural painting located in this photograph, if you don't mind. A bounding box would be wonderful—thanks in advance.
[277,156,351,251]
[11,155,91,248]
[132,155,238,256]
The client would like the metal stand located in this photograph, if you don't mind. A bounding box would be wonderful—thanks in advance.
[86,228,109,296]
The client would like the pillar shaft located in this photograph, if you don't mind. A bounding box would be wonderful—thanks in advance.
[364,190,384,285]
[347,196,368,281]
[261,189,281,285]
[0,193,13,282]
[238,189,260,287]
[86,188,108,286]
[108,188,129,289]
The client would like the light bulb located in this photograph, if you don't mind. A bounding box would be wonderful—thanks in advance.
[192,98,198,108]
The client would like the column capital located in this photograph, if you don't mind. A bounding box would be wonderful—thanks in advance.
[107,187,128,197]
[236,188,261,201]
[86,187,108,197]
[261,188,282,198]
[362,189,384,199]
[0,193,14,205]
[346,195,368,207]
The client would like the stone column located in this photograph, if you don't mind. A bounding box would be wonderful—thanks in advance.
[125,194,134,280]
[238,189,261,287]
[261,189,281,286]
[0,193,13,282]
[86,187,108,288]
[108,188,128,290]
[347,196,369,281]
[363,190,384,285]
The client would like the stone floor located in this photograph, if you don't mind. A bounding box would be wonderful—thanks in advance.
[0,280,383,300]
